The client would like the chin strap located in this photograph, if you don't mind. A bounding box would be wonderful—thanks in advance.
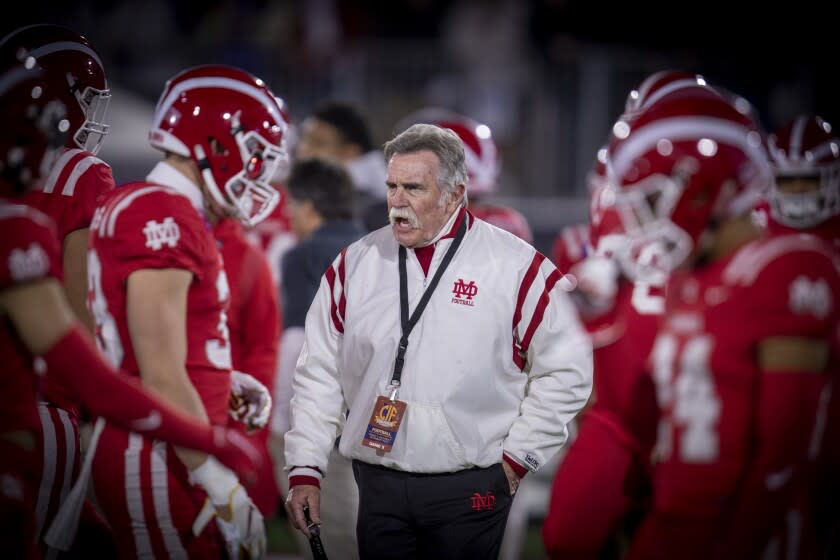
[193,144,237,217]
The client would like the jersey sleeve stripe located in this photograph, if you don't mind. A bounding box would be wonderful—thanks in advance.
[61,155,108,196]
[41,149,85,194]
[724,234,838,286]
[103,186,170,237]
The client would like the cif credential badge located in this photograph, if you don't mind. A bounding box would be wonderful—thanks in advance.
[361,395,407,453]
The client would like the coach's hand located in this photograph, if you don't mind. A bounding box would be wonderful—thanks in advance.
[502,461,521,496]
[285,485,321,539]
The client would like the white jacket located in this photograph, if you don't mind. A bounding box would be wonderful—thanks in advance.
[285,209,592,480]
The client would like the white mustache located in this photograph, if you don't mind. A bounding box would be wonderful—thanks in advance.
[389,207,419,228]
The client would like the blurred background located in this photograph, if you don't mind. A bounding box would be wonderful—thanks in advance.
[5,0,836,256]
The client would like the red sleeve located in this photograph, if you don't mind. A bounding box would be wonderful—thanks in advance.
[102,189,210,280]
[40,324,261,479]
[474,206,534,243]
[722,368,825,558]
[743,245,840,340]
[0,206,62,290]
[59,159,115,235]
[19,153,116,240]
[232,243,280,394]
[42,325,218,448]
[722,242,839,557]
[550,224,589,273]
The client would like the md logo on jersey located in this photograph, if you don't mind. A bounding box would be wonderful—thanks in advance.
[789,276,832,319]
[9,243,49,283]
[452,278,478,307]
[144,217,180,250]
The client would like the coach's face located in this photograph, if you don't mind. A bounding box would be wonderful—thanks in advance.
[386,150,464,248]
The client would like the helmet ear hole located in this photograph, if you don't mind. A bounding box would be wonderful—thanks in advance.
[209,137,227,156]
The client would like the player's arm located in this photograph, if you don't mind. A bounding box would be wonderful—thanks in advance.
[0,278,259,475]
[62,228,94,333]
[724,335,828,557]
[128,267,265,554]
[237,249,280,382]
[230,249,279,432]
[126,267,211,471]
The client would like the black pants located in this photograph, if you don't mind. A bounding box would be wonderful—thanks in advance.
[352,461,514,560]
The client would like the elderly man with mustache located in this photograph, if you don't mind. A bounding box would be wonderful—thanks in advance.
[283,123,593,559]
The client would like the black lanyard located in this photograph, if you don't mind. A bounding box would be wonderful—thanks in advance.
[391,214,468,387]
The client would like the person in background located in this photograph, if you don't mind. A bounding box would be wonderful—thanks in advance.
[610,85,837,560]
[765,114,840,555]
[271,157,365,559]
[214,214,281,519]
[295,100,388,232]
[284,123,591,559]
[395,107,534,243]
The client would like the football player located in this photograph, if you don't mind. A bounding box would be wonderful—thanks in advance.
[0,51,260,560]
[89,64,288,558]
[214,213,281,518]
[766,114,840,554]
[609,88,838,559]
[542,166,663,559]
[0,25,118,552]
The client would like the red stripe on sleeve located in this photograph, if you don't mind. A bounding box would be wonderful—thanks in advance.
[337,248,348,322]
[511,253,545,370]
[53,151,89,194]
[520,268,562,353]
[324,264,343,333]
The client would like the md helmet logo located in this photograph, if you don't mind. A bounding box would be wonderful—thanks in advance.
[451,278,478,307]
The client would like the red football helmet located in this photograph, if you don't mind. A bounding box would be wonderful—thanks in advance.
[607,89,772,271]
[0,24,110,155]
[623,70,709,122]
[150,64,290,226]
[396,107,499,196]
[767,115,840,228]
[0,55,69,197]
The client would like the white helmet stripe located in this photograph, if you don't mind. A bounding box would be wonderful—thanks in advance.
[28,41,105,74]
[790,115,808,160]
[639,79,709,112]
[153,76,281,128]
[610,116,766,182]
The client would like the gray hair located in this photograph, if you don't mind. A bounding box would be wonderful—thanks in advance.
[384,123,469,203]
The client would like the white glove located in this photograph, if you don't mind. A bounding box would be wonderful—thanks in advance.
[230,370,272,432]
[189,458,266,559]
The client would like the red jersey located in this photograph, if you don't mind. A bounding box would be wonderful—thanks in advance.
[245,188,296,287]
[88,177,232,425]
[471,203,533,243]
[214,218,280,515]
[21,148,115,240]
[214,219,279,394]
[0,201,63,433]
[550,223,589,274]
[20,148,115,413]
[648,232,840,518]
